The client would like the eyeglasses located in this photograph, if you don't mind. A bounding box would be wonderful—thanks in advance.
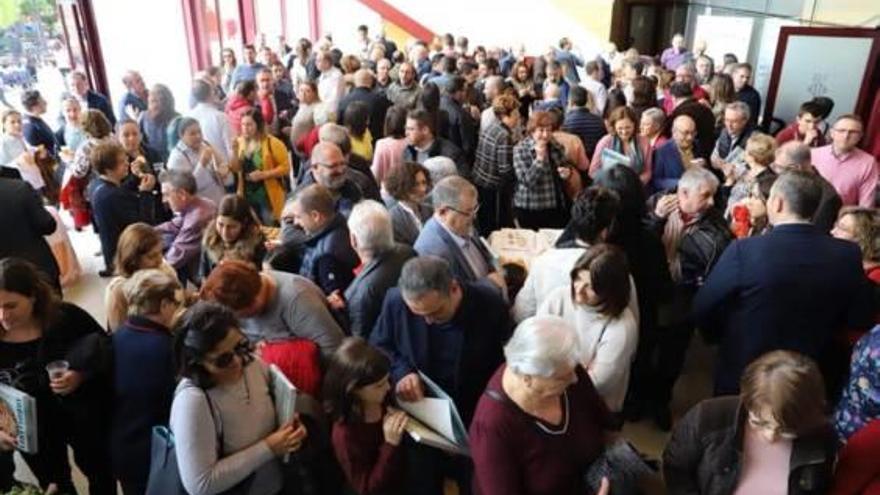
[206,339,253,369]
[447,204,480,218]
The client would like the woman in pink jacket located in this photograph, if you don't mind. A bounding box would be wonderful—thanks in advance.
[590,106,653,185]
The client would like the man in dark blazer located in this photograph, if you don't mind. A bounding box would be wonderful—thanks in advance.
[0,178,60,291]
[694,170,874,396]
[413,176,505,292]
[336,69,391,144]
[340,200,416,338]
[370,255,512,494]
[68,70,116,127]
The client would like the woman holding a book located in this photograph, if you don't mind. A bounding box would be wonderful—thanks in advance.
[589,106,653,186]
[170,301,335,495]
[324,337,409,495]
[0,258,114,494]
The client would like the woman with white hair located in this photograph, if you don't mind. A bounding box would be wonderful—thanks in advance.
[469,315,614,495]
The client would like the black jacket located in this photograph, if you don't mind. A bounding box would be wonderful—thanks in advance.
[403,137,469,178]
[647,190,734,290]
[343,243,416,338]
[0,178,60,290]
[298,213,360,295]
[91,178,156,270]
[439,95,478,163]
[663,396,835,495]
[337,86,391,144]
[736,85,762,128]
[812,169,842,233]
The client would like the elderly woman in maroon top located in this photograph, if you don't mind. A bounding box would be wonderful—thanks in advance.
[469,315,613,495]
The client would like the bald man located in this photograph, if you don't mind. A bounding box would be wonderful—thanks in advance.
[651,115,707,192]
[336,68,391,142]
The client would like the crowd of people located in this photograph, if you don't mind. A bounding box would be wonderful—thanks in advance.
[0,24,879,495]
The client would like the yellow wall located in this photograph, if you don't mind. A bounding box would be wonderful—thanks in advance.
[803,0,880,26]
[549,0,614,41]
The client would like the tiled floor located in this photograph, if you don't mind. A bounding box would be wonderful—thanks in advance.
[12,214,717,491]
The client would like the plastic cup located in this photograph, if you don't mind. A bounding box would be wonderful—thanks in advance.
[45,360,69,381]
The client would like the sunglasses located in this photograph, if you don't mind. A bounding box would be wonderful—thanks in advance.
[206,339,253,369]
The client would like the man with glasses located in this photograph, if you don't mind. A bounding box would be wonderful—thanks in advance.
[370,255,512,495]
[812,114,877,207]
[652,115,702,193]
[298,142,364,218]
[414,176,506,292]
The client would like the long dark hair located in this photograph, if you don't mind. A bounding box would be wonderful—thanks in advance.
[203,195,262,249]
[172,301,243,388]
[0,258,61,330]
[323,337,391,423]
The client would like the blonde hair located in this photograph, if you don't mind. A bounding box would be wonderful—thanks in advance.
[838,206,880,263]
[122,268,181,317]
[745,132,776,167]
[740,350,826,434]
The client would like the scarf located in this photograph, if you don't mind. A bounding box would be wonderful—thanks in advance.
[612,136,644,173]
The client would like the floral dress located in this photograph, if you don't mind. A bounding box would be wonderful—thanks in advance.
[834,324,880,442]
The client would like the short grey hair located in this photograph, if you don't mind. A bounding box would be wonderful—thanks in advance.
[347,200,394,255]
[775,141,812,169]
[399,256,454,299]
[504,316,580,377]
[725,101,751,122]
[642,107,665,127]
[770,170,822,220]
[158,169,197,195]
[431,175,476,211]
[319,123,351,151]
[678,167,719,193]
[423,156,458,184]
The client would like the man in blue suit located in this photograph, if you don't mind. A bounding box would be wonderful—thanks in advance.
[694,170,874,396]
[370,255,512,495]
[414,175,506,293]
[68,70,116,127]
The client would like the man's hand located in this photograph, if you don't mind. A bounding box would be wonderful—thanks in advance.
[804,127,818,144]
[395,373,424,402]
[326,290,346,311]
[654,194,679,219]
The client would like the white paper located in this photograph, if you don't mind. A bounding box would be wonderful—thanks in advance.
[399,397,455,442]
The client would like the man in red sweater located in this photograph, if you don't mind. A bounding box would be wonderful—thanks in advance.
[775,100,827,148]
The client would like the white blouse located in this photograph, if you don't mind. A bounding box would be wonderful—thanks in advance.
[538,285,639,412]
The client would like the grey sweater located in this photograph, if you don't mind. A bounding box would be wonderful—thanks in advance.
[240,270,344,355]
[170,361,282,495]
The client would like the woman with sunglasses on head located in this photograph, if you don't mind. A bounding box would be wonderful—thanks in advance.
[663,350,836,495]
[110,269,183,494]
[323,337,409,495]
[0,258,114,494]
[170,301,308,495]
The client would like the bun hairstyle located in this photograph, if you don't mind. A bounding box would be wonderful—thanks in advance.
[172,301,244,388]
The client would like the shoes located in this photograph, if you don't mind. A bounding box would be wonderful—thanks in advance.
[98,269,113,278]
[653,406,672,432]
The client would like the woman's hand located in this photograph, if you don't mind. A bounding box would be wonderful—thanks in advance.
[596,477,610,495]
[534,141,548,164]
[265,416,308,456]
[130,156,147,177]
[247,170,266,182]
[654,194,679,219]
[138,173,156,192]
[50,370,84,396]
[382,409,408,446]
[326,290,346,311]
[0,430,17,451]
[557,166,572,180]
